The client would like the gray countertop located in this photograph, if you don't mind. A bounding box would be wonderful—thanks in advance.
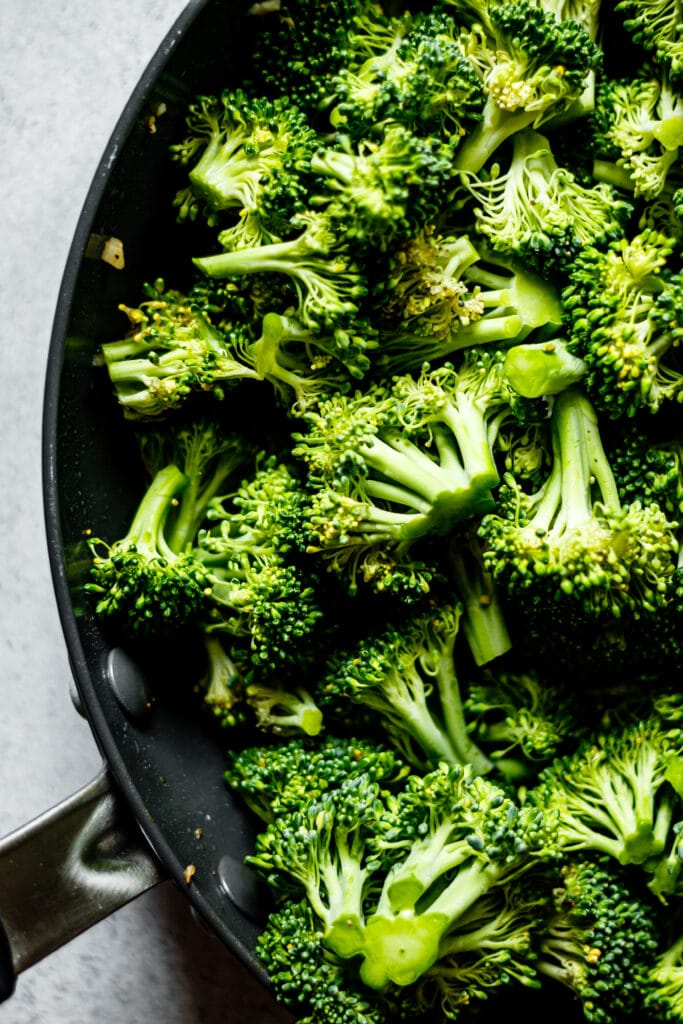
[0,2,289,1020]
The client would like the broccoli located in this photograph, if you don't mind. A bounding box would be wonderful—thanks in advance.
[446,526,514,667]
[224,734,409,824]
[244,680,323,737]
[411,872,551,1014]
[451,0,602,174]
[503,338,586,397]
[460,128,632,273]
[317,601,493,772]
[308,124,455,251]
[195,632,246,727]
[245,0,376,119]
[327,10,485,140]
[562,229,683,417]
[373,239,564,374]
[256,899,393,1024]
[537,855,661,1023]
[356,762,558,989]
[614,0,683,84]
[479,388,679,627]
[592,69,683,201]
[170,89,316,246]
[86,420,248,633]
[463,668,582,782]
[195,457,326,675]
[532,717,683,866]
[193,210,368,332]
[292,353,530,595]
[646,932,683,1021]
[100,280,262,418]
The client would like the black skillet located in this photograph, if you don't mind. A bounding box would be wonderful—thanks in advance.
[0,0,275,1002]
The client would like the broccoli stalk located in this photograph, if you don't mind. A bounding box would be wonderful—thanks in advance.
[503,338,586,398]
[447,530,512,666]
[196,633,245,727]
[245,681,323,737]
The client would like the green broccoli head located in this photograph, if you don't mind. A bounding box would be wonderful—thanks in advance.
[453,0,602,173]
[537,854,661,1024]
[328,10,485,140]
[479,388,679,625]
[592,69,683,200]
[532,717,683,865]
[100,280,262,419]
[562,229,683,417]
[171,89,316,241]
[318,601,493,773]
[461,128,632,274]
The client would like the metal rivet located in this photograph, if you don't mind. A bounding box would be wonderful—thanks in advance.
[105,647,151,721]
[216,854,271,923]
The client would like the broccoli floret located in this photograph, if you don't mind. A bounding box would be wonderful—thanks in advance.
[100,280,262,418]
[614,0,683,84]
[245,680,323,737]
[451,0,602,174]
[412,871,552,1014]
[592,69,683,200]
[245,0,377,119]
[195,632,246,727]
[328,10,485,140]
[248,771,391,961]
[460,128,632,274]
[356,762,558,988]
[463,668,582,782]
[196,457,326,674]
[256,899,392,1024]
[293,354,528,590]
[562,229,683,417]
[309,125,455,251]
[373,239,564,374]
[170,89,316,244]
[646,932,683,1021]
[537,855,661,1023]
[224,734,409,824]
[479,388,679,626]
[532,717,683,865]
[317,602,493,772]
[86,421,248,634]
[193,210,368,332]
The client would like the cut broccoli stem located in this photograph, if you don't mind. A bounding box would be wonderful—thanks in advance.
[449,539,512,666]
[432,632,494,774]
[503,340,586,398]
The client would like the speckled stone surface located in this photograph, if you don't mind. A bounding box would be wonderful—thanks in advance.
[0,3,290,1020]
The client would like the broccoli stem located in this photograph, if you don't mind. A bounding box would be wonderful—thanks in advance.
[453,103,538,175]
[125,464,189,559]
[449,540,512,666]
[432,625,494,774]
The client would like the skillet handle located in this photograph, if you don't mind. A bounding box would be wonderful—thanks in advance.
[0,768,162,1001]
